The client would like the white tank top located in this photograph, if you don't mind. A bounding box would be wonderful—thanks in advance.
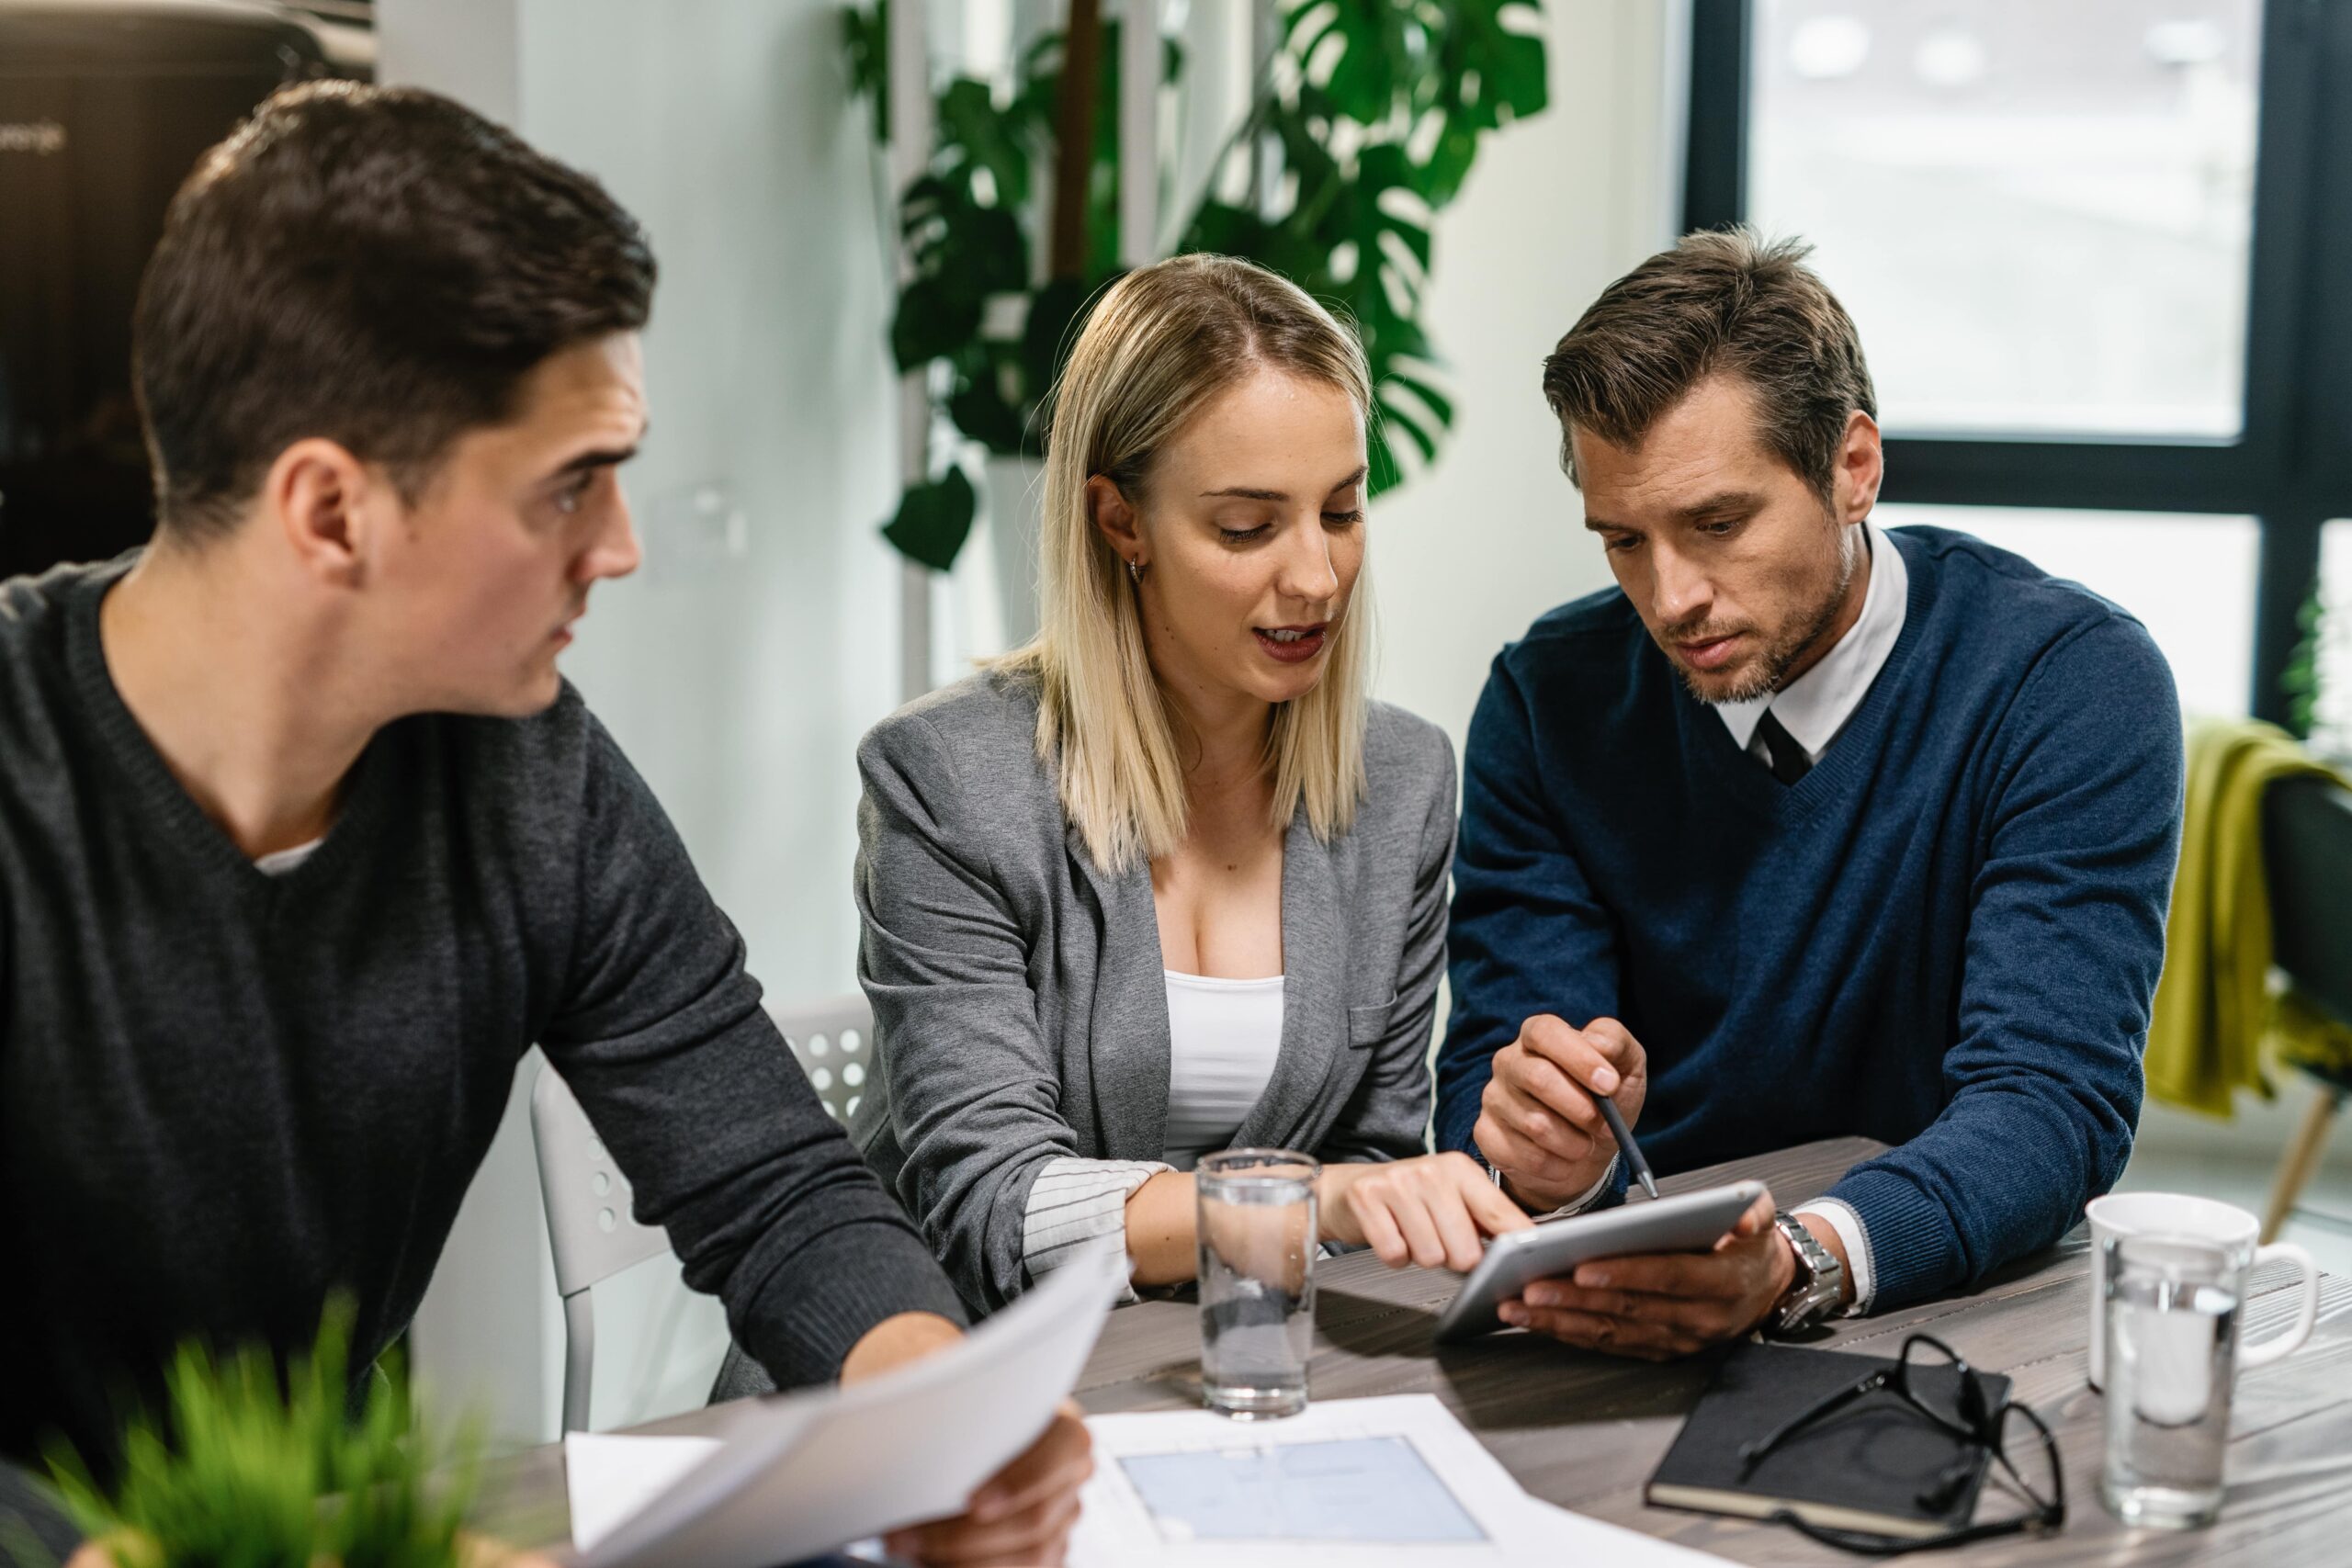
[1160,970,1286,1170]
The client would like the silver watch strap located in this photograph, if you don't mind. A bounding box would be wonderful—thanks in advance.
[1769,1210,1846,1334]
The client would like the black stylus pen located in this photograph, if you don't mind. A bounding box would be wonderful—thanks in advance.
[1594,1092,1659,1200]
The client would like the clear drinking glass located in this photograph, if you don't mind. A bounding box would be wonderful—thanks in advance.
[1196,1148,1318,1420]
[2102,1233,2241,1529]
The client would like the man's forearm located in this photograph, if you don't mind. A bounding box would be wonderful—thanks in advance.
[1827,1082,2124,1308]
[839,1311,966,1386]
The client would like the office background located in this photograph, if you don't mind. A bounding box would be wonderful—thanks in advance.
[6,0,2348,1449]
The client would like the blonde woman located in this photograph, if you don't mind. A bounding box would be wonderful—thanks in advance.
[850,254,1532,1311]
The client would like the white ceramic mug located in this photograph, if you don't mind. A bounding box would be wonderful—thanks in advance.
[2086,1191,2319,1390]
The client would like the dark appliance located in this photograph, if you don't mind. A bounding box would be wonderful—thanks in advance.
[1,1,367,580]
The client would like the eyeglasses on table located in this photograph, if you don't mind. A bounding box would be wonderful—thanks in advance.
[1736,1332,2065,1556]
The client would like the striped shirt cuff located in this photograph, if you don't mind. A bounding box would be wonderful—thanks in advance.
[1794,1197,1875,1315]
[1023,1156,1171,1296]
[1498,1155,1620,1219]
[1542,1155,1620,1219]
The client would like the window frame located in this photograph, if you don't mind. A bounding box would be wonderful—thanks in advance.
[1684,0,2352,726]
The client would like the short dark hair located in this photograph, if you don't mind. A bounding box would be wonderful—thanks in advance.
[133,81,656,537]
[1540,228,1874,503]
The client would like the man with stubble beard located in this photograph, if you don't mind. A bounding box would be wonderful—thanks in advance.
[1434,230,2184,1356]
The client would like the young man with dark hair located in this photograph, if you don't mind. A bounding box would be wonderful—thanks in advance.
[0,83,1087,1565]
[1435,230,2184,1357]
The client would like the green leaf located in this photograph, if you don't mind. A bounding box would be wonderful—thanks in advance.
[961,204,1031,295]
[947,355,1028,454]
[1378,390,1440,463]
[1323,29,1400,123]
[1020,275,1113,422]
[1386,370,1456,432]
[841,2,888,143]
[883,468,978,570]
[1417,118,1480,205]
[898,172,967,262]
[1363,309,1434,367]
[938,76,1033,209]
[1488,30,1548,118]
[1287,1,1415,126]
[890,276,984,371]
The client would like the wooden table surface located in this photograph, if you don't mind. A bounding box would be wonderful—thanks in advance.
[492,1138,2352,1565]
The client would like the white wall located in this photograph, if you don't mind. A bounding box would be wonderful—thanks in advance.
[383,0,910,1442]
[1368,0,1682,751]
[383,0,1683,1445]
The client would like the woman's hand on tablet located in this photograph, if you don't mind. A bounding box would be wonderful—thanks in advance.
[1320,1152,1533,1272]
[1475,1014,1649,1213]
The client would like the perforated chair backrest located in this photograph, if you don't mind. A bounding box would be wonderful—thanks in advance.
[532,1066,681,1433]
[770,992,875,1123]
[530,1066,673,1299]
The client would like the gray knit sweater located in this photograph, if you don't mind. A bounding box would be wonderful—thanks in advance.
[0,558,963,1527]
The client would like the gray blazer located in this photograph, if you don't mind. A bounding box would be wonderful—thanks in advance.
[848,667,1458,1313]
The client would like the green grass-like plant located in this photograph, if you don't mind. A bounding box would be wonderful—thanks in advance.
[45,1304,482,1568]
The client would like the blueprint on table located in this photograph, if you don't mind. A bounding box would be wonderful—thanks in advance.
[1120,1435,1486,1543]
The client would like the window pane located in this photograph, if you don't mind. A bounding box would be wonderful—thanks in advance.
[1874,503,2256,716]
[2311,521,2352,758]
[1749,1,2262,438]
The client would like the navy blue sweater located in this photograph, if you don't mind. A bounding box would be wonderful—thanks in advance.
[1437,526,2184,1309]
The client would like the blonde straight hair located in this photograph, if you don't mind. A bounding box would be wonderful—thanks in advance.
[996,254,1374,874]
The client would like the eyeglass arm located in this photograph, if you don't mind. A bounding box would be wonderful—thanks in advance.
[1738,1372,1888,1475]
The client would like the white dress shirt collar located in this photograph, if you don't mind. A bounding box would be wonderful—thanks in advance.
[1716,523,1908,762]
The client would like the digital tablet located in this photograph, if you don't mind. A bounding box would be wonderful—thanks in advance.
[1432,1180,1767,1342]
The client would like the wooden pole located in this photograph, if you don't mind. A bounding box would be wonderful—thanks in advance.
[1051,0,1104,277]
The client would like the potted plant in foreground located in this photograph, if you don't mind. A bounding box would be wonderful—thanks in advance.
[39,1307,529,1568]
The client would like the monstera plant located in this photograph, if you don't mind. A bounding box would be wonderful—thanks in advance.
[848,0,1549,573]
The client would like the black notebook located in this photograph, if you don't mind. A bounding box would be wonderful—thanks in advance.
[1645,1341,2008,1541]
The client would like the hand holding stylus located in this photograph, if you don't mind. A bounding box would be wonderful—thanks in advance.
[1473,1014,1650,1213]
[1592,1091,1660,1201]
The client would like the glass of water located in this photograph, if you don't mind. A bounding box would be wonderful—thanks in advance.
[1196,1148,1318,1420]
[2102,1233,2242,1529]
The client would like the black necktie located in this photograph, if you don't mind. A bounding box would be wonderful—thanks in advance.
[1754,708,1812,785]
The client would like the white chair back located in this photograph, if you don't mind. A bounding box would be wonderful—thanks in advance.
[527,994,878,1429]
[529,1066,672,1432]
[769,992,875,1123]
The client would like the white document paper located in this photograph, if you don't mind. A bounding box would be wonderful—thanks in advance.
[566,1242,1125,1568]
[1514,1496,1733,1568]
[1069,1393,1732,1568]
[561,1433,720,1553]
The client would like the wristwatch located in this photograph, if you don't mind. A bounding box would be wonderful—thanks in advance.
[1767,1211,1846,1335]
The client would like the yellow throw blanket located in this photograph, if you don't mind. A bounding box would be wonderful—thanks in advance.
[2146,718,2352,1114]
